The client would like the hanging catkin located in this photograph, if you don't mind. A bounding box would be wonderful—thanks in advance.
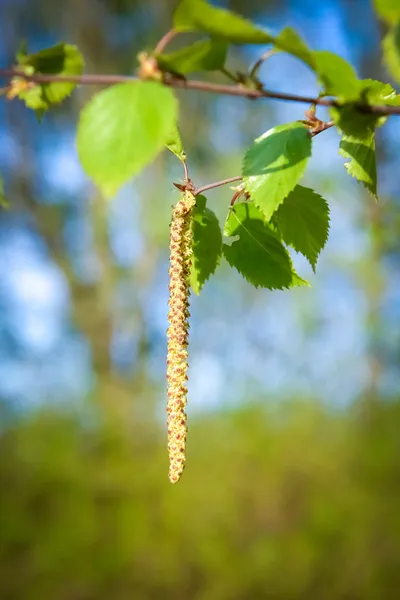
[166,190,196,483]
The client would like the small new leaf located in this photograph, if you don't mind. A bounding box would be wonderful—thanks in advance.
[340,133,377,198]
[77,81,178,198]
[191,195,222,294]
[314,51,360,100]
[157,39,227,74]
[165,122,186,162]
[16,43,84,111]
[223,202,307,290]
[173,0,273,44]
[275,185,330,271]
[274,28,315,69]
[383,23,400,84]
[242,122,312,220]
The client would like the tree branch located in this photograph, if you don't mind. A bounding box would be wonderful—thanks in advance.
[1,68,400,116]
[195,176,243,196]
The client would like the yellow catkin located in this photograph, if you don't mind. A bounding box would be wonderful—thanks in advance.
[166,190,196,484]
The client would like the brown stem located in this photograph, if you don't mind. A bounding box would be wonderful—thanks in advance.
[195,176,243,196]
[249,48,275,79]
[1,68,400,116]
[0,69,133,86]
[154,29,178,55]
[230,188,247,206]
[182,160,189,182]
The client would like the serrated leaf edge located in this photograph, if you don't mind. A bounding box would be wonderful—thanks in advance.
[191,205,223,294]
[223,206,307,290]
[339,137,378,200]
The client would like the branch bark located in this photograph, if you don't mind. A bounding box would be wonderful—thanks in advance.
[1,68,400,116]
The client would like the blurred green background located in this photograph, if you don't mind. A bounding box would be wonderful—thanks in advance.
[1,0,400,598]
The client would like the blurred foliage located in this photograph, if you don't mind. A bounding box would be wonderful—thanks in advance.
[0,398,400,599]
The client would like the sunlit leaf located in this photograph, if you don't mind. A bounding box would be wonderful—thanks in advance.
[242,122,312,220]
[330,78,398,139]
[165,122,186,162]
[157,39,227,74]
[77,82,178,198]
[330,105,380,141]
[274,27,315,69]
[360,78,400,104]
[275,185,330,271]
[340,133,377,198]
[173,0,273,44]
[314,51,360,100]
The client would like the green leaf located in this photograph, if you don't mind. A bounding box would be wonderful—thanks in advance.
[190,195,222,294]
[373,0,400,24]
[385,92,400,105]
[360,78,399,105]
[275,185,330,271]
[17,44,84,110]
[223,202,307,290]
[156,39,227,74]
[77,82,178,198]
[339,133,377,198]
[383,23,400,84]
[274,27,315,69]
[242,122,312,220]
[330,104,380,141]
[359,79,400,123]
[173,0,273,44]
[330,79,398,137]
[291,271,310,288]
[165,122,186,162]
[314,51,360,100]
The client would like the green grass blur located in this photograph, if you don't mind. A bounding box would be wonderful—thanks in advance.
[1,397,400,599]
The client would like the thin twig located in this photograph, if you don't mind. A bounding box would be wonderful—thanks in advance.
[249,48,275,79]
[166,79,400,116]
[230,188,247,206]
[154,29,178,55]
[182,159,189,182]
[195,176,243,196]
[1,68,400,116]
[0,69,132,86]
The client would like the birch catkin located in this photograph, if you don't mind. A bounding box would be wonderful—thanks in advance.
[167,190,196,484]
